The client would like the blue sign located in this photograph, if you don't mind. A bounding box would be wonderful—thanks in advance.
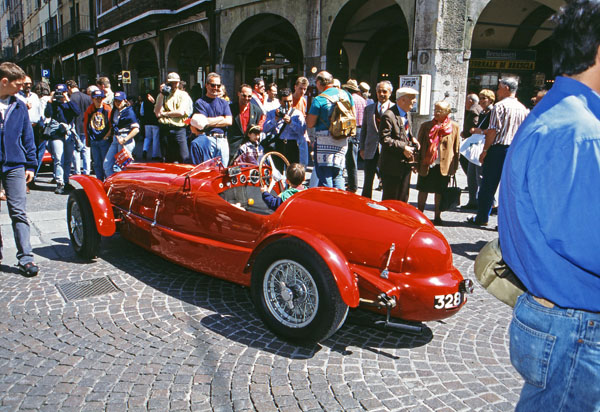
[41,69,50,78]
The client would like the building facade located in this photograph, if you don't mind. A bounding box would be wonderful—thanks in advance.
[1,0,563,126]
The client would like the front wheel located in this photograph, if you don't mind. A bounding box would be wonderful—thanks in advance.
[67,189,101,259]
[251,238,349,342]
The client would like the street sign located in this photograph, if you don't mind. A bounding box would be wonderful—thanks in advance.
[41,69,50,78]
[122,70,131,84]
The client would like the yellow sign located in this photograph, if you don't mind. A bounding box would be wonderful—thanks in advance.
[122,70,131,84]
[470,60,535,71]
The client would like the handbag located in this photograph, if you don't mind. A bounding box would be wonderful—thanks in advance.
[459,133,485,166]
[474,238,527,307]
[440,176,461,211]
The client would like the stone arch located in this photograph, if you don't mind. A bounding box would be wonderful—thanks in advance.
[221,13,304,96]
[63,58,76,81]
[326,0,410,86]
[166,31,209,91]
[128,40,160,96]
[469,0,564,99]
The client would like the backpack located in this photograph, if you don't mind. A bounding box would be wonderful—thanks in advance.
[321,92,356,139]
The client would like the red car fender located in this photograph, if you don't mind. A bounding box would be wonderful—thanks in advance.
[70,175,116,237]
[255,227,360,308]
[379,199,432,226]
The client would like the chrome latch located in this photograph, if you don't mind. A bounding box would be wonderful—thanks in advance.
[151,199,161,227]
[380,243,395,279]
[127,190,136,215]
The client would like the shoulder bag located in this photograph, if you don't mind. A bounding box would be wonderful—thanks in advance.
[474,238,527,307]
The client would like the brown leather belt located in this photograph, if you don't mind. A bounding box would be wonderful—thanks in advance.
[533,295,600,314]
[533,296,555,309]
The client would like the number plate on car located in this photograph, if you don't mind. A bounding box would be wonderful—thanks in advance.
[434,292,463,309]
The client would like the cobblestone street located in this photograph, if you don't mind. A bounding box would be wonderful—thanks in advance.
[0,168,522,412]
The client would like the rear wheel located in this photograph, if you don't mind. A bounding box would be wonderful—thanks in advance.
[251,238,349,342]
[67,189,101,259]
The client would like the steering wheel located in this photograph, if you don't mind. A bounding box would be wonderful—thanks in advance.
[259,151,290,190]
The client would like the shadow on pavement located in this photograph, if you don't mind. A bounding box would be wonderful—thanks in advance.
[450,239,488,261]
[95,233,435,360]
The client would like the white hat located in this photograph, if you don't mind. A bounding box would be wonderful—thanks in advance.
[396,87,419,100]
[166,72,181,82]
[358,82,370,92]
[190,114,208,130]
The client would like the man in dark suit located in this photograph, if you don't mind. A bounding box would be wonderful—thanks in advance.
[67,80,92,175]
[359,80,394,199]
[228,84,264,164]
[378,87,420,202]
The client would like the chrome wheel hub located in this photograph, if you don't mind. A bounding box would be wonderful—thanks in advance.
[263,259,318,328]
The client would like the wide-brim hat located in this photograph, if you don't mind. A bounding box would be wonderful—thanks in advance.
[396,87,419,99]
[166,72,180,82]
[342,79,360,93]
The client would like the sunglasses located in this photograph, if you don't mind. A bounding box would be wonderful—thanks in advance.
[208,83,221,88]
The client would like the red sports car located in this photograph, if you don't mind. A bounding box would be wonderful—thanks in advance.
[68,154,472,342]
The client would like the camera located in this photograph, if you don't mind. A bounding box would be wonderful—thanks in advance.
[160,85,172,96]
[407,140,420,164]
[52,94,65,103]
[276,102,290,118]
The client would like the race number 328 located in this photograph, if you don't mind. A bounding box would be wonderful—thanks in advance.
[434,292,462,309]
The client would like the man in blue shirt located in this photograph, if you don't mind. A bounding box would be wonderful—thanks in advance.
[499,1,600,410]
[0,62,39,276]
[263,88,308,166]
[189,72,232,165]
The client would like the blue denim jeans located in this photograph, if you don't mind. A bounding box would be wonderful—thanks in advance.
[90,139,112,181]
[0,167,34,264]
[143,125,161,158]
[48,134,75,185]
[510,293,600,411]
[104,137,136,178]
[34,140,47,180]
[316,165,344,189]
[345,134,359,192]
[475,144,508,223]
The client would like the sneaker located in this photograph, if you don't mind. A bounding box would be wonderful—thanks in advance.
[55,184,65,194]
[64,183,76,192]
[18,262,39,277]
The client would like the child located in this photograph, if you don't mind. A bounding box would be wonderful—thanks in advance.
[261,163,306,211]
[236,124,263,165]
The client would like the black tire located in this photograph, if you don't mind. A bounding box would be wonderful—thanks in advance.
[251,237,349,342]
[67,189,101,259]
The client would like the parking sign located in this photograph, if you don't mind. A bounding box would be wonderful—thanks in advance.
[41,69,50,78]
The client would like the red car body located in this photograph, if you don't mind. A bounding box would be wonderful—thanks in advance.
[69,158,470,342]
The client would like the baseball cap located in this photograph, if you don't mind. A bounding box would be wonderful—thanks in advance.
[114,91,127,101]
[91,90,105,99]
[55,84,68,93]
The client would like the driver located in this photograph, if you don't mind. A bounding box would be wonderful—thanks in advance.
[260,163,306,211]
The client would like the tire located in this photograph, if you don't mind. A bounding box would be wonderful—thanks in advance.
[251,237,349,342]
[67,189,101,259]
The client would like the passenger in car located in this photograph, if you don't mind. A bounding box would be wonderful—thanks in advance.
[260,163,306,211]
[236,124,263,165]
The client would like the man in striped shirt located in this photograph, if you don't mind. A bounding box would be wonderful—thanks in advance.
[467,76,528,226]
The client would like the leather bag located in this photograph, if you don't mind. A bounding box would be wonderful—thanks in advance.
[474,238,526,307]
[440,176,461,211]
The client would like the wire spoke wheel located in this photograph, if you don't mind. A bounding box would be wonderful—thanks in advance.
[69,201,84,248]
[263,259,319,328]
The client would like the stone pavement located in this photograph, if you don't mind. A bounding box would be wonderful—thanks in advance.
[0,167,521,412]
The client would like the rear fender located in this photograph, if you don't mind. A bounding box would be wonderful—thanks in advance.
[251,227,360,307]
[70,175,116,237]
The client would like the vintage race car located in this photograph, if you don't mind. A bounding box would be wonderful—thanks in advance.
[68,153,472,342]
